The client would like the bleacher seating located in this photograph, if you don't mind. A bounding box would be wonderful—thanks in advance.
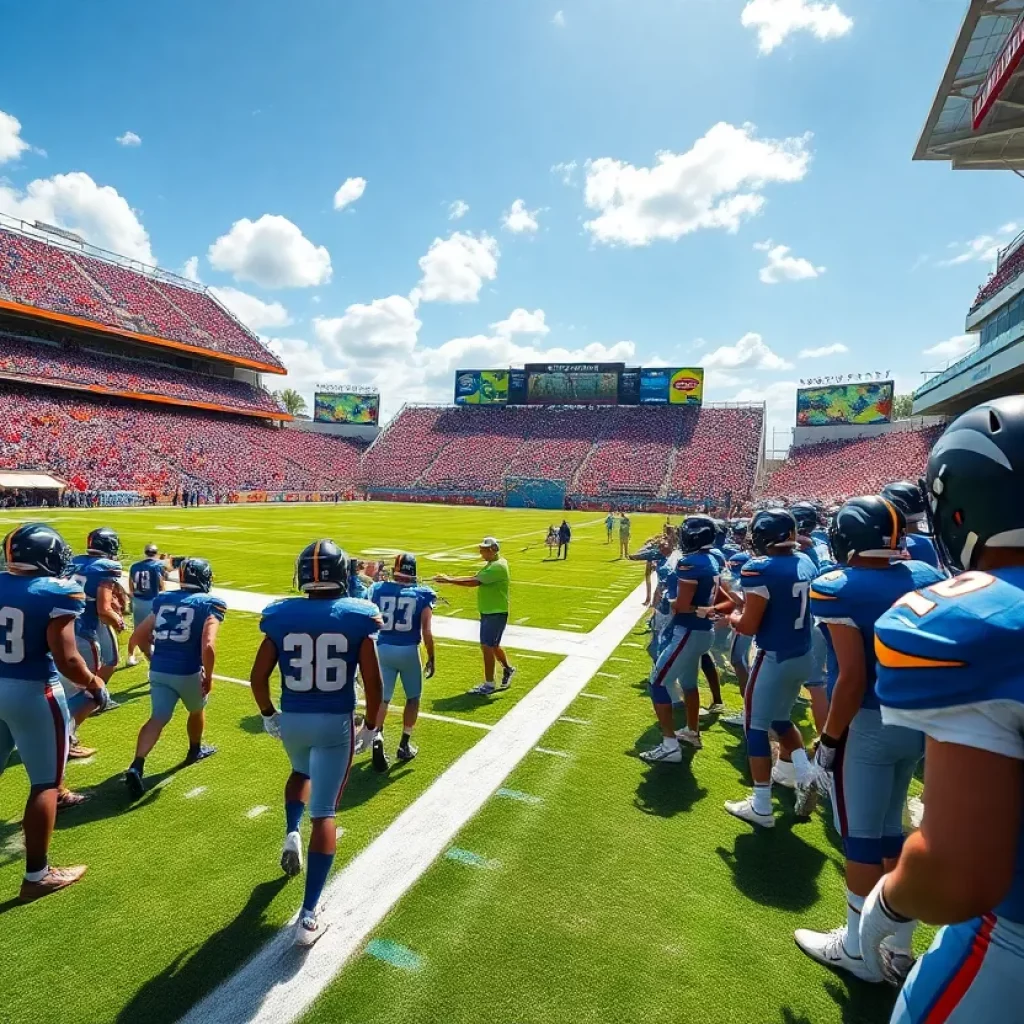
[0,332,284,415]
[362,407,447,487]
[669,407,763,501]
[760,426,944,505]
[0,225,283,370]
[971,242,1024,312]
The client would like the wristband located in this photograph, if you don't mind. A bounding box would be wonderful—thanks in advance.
[879,883,911,924]
[819,733,839,749]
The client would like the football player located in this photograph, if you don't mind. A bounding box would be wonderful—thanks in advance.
[249,539,383,947]
[858,397,1024,1014]
[0,523,107,900]
[70,527,124,685]
[126,543,167,667]
[881,480,941,570]
[722,541,753,728]
[793,496,943,981]
[639,516,718,763]
[123,558,225,797]
[791,502,831,739]
[368,553,436,771]
[725,509,818,827]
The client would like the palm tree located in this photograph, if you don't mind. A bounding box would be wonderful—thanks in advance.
[276,388,308,417]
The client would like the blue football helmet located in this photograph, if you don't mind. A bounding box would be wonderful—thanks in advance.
[680,516,716,553]
[713,520,728,548]
[924,396,1024,570]
[789,502,818,535]
[180,557,214,592]
[731,518,750,541]
[394,552,417,579]
[750,509,797,555]
[296,539,348,592]
[87,527,120,558]
[881,480,927,523]
[829,496,906,564]
[2,523,73,576]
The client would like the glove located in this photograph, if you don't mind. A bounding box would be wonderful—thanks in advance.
[89,685,113,712]
[424,658,435,680]
[262,711,282,740]
[859,875,910,983]
[809,733,839,795]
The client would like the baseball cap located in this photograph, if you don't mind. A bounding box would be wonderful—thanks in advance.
[480,537,500,551]
[144,543,159,556]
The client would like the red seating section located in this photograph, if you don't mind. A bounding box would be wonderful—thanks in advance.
[971,244,1024,313]
[0,226,283,370]
[761,427,944,505]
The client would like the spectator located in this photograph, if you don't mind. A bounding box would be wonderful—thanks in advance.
[557,519,571,560]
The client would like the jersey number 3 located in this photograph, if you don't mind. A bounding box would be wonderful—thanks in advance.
[283,633,349,691]
[0,607,25,664]
[378,595,417,632]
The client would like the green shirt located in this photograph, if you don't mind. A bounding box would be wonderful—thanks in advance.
[476,557,510,615]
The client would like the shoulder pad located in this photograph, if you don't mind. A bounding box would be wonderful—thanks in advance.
[741,556,771,575]
[809,568,848,600]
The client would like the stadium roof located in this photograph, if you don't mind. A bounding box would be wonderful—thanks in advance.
[916,0,1024,169]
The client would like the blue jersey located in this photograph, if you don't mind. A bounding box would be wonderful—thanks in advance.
[875,567,1024,924]
[149,590,226,676]
[726,550,751,576]
[260,595,381,714]
[369,581,436,647]
[810,560,944,707]
[722,542,741,559]
[0,573,86,683]
[739,552,818,659]
[348,576,371,601]
[70,554,122,639]
[669,551,719,632]
[906,533,940,569]
[129,558,166,601]
[708,547,727,572]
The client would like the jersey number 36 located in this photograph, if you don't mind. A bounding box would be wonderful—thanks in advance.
[283,632,349,691]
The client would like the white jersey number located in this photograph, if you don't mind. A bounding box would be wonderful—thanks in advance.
[0,607,26,664]
[282,632,350,692]
[378,595,417,633]
[154,605,195,644]
[792,582,810,630]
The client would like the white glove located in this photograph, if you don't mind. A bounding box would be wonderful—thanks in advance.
[859,875,908,983]
[262,712,282,740]
[809,734,838,795]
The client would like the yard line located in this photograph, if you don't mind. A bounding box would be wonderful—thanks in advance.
[177,580,647,1024]
[533,747,570,758]
[596,672,617,679]
[214,674,252,687]
[577,692,608,701]
[558,716,591,725]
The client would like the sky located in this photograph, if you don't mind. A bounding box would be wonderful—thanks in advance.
[0,0,1018,443]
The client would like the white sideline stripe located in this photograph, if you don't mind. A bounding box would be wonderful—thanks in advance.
[177,580,647,1024]
[558,716,591,725]
[214,674,252,687]
[596,672,616,679]
[577,692,607,701]
[533,747,570,758]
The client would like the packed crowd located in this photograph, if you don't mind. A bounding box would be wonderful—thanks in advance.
[0,226,283,369]
[970,239,1024,313]
[0,332,284,415]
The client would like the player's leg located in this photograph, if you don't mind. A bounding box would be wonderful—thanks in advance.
[124,676,177,797]
[723,634,752,727]
[372,646,400,770]
[97,624,119,686]
[676,631,713,745]
[127,597,152,665]
[396,647,423,763]
[483,614,514,689]
[700,652,724,709]
[803,625,829,734]
[168,670,215,765]
[279,712,313,878]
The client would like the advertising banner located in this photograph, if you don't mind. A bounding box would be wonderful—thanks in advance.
[639,367,704,405]
[453,369,510,405]
[796,381,894,426]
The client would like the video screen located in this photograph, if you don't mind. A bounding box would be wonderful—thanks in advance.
[313,391,381,425]
[796,382,894,426]
[524,363,623,406]
[454,369,509,405]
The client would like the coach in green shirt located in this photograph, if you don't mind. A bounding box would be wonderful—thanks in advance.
[433,537,515,696]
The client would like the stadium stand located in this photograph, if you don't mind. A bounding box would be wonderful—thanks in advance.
[668,407,763,502]
[0,223,283,371]
[970,241,1024,313]
[362,406,448,488]
[760,425,944,505]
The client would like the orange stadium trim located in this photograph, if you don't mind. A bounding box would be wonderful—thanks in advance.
[0,297,287,375]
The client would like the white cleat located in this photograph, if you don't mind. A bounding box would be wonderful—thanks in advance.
[794,926,879,982]
[771,760,796,789]
[126,655,140,667]
[725,795,775,828]
[721,712,746,727]
[699,703,728,719]
[639,741,682,764]
[280,830,303,878]
[675,727,703,750]
[294,904,327,948]
[352,723,374,756]
[794,774,820,817]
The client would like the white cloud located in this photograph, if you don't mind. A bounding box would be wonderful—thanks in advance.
[0,110,32,164]
[941,223,1019,266]
[741,0,853,54]
[209,286,291,331]
[726,379,799,443]
[181,256,201,282]
[703,331,793,371]
[333,176,366,211]
[0,171,155,264]
[755,240,825,284]
[502,198,541,234]
[116,131,142,147]
[551,160,578,185]
[413,231,499,304]
[491,308,550,338]
[582,122,812,246]
[208,214,331,288]
[448,199,470,220]
[798,342,848,358]
[552,9,566,27]
[923,334,976,362]
[314,295,422,367]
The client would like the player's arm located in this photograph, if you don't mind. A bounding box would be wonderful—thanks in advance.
[882,739,1021,924]
[128,573,135,597]
[129,613,157,662]
[731,592,766,635]
[96,581,125,632]
[671,578,698,614]
[200,615,220,694]
[250,636,279,717]
[432,574,480,587]
[421,605,435,678]
[47,616,104,693]
[820,623,866,741]
[359,636,383,728]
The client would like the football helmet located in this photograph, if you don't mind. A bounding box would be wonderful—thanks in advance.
[750,509,797,555]
[394,552,417,579]
[680,516,717,553]
[881,480,927,524]
[86,527,120,558]
[789,502,819,535]
[731,518,750,541]
[829,496,906,564]
[296,539,348,592]
[180,557,214,592]
[2,523,73,576]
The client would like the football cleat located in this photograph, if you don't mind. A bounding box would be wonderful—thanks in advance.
[126,655,140,667]
[725,795,775,828]
[184,744,217,766]
[294,905,327,948]
[124,767,145,799]
[794,926,877,982]
[721,712,746,727]
[372,735,390,774]
[280,831,303,878]
[699,703,728,719]
[67,742,96,760]
[639,741,682,764]
[19,864,87,903]
[468,682,496,696]
[499,664,516,690]
[675,727,703,749]
[794,776,820,817]
[396,743,418,763]
[771,760,796,789]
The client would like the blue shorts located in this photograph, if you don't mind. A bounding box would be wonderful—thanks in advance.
[479,613,508,648]
[649,626,714,705]
[744,649,814,733]
[280,711,354,819]
[730,633,753,672]
[807,624,827,688]
[832,706,922,864]
[150,670,207,723]
[891,914,1024,1023]
[378,644,424,702]
[132,597,153,624]
[0,679,70,788]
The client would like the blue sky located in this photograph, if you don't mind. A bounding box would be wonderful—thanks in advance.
[0,0,1017,437]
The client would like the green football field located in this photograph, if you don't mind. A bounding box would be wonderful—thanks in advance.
[0,502,915,1024]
